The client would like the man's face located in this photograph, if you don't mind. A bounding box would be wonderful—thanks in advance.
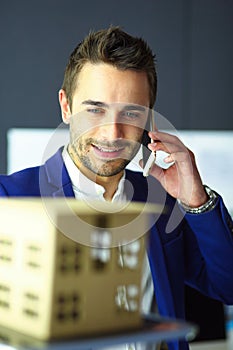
[61,63,150,178]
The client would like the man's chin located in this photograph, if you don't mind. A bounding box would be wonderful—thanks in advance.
[90,160,130,177]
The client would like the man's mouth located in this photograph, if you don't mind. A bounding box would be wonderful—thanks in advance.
[92,143,125,159]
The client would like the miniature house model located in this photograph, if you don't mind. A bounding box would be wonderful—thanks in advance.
[0,198,158,340]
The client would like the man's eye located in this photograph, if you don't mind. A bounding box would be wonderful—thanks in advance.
[87,108,103,114]
[122,111,140,119]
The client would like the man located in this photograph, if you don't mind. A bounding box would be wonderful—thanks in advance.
[0,27,233,350]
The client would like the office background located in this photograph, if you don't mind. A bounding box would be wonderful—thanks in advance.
[0,0,233,345]
[0,0,233,174]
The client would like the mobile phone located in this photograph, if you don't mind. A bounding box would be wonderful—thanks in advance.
[142,113,156,177]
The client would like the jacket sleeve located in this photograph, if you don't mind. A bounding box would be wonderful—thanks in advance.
[183,196,233,304]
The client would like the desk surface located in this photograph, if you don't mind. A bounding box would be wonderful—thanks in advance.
[0,314,197,350]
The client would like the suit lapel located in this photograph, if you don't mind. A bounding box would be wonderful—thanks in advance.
[42,148,75,198]
[52,182,75,197]
[148,225,176,318]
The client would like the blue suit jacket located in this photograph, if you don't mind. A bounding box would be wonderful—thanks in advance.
[1,149,233,350]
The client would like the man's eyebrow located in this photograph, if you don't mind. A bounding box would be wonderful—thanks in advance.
[81,100,109,108]
[81,100,146,112]
[122,105,146,112]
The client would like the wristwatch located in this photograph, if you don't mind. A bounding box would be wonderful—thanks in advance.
[179,185,219,214]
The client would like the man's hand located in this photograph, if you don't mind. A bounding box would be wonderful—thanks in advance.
[141,131,208,207]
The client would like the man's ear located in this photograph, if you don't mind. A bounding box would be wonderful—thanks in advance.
[59,89,71,124]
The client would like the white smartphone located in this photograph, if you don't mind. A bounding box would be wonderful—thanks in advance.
[142,113,156,177]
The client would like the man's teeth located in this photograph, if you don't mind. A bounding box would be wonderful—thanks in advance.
[97,146,121,152]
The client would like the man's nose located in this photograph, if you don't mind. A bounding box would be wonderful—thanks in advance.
[101,114,123,140]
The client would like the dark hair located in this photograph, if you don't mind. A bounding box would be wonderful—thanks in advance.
[62,26,157,108]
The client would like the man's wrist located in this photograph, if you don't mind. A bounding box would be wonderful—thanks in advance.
[179,185,219,214]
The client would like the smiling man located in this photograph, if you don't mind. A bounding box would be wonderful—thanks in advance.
[0,27,233,350]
